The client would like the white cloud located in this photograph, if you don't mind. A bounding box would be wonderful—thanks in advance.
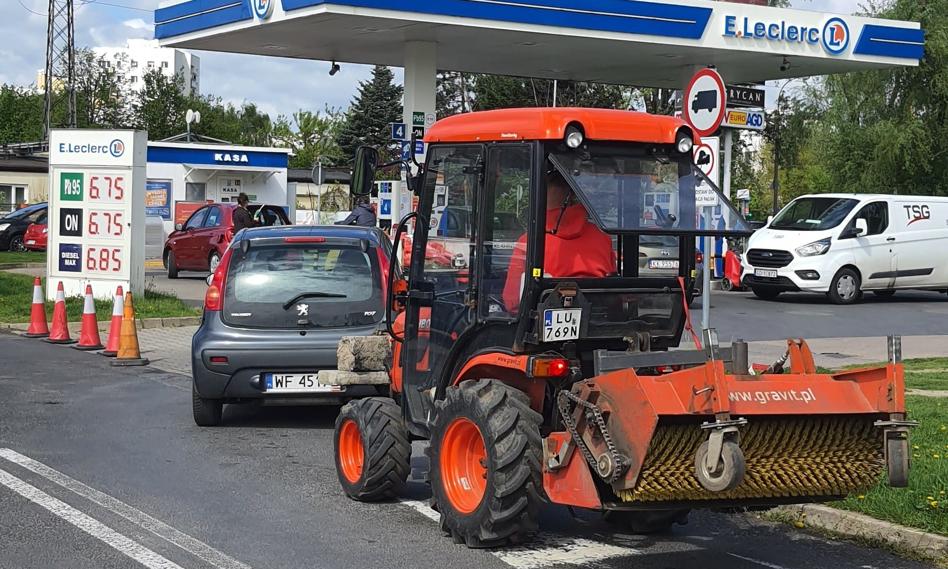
[123,18,154,32]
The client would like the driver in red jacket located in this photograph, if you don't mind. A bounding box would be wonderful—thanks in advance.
[502,170,615,313]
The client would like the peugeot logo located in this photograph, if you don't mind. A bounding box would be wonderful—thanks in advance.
[296,304,309,317]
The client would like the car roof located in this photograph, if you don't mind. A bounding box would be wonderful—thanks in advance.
[1,202,47,219]
[235,224,388,246]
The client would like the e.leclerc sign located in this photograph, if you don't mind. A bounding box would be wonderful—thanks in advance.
[724,15,850,55]
[47,130,147,300]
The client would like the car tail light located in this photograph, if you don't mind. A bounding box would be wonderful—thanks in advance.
[209,356,228,364]
[530,357,570,378]
[284,236,326,243]
[204,249,232,312]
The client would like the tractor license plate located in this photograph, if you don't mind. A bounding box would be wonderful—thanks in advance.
[648,259,679,270]
[543,309,582,342]
[264,373,342,393]
[755,269,778,278]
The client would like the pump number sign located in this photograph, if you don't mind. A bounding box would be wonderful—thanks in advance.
[47,130,146,300]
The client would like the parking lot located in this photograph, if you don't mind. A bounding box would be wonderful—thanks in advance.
[0,333,938,569]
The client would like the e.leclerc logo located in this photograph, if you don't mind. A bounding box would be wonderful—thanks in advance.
[58,139,125,158]
[821,17,850,55]
[109,139,125,157]
[724,15,850,55]
[252,0,274,20]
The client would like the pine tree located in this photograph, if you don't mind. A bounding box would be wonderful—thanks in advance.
[336,66,403,165]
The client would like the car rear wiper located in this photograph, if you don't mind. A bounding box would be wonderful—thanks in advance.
[283,291,347,309]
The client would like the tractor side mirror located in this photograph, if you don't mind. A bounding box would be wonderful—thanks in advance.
[350,146,379,196]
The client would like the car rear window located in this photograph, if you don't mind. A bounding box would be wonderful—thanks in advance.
[222,242,383,329]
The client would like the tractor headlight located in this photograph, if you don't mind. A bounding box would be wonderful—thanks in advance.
[565,126,584,149]
[677,135,693,154]
[796,238,831,257]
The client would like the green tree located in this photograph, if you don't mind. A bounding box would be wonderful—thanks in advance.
[336,66,403,165]
[273,108,345,168]
[0,85,44,144]
[472,74,627,110]
[73,48,128,129]
[131,70,187,140]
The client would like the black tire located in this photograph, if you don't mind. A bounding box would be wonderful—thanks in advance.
[334,397,410,501]
[828,268,862,305]
[752,286,781,300]
[603,509,690,534]
[8,234,24,252]
[873,290,896,298]
[166,250,179,279]
[192,384,223,426]
[429,379,543,548]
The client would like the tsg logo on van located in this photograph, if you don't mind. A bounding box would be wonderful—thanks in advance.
[215,153,250,164]
[904,204,931,225]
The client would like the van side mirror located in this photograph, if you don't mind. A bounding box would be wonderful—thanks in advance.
[350,146,379,196]
[854,218,868,236]
[766,215,774,225]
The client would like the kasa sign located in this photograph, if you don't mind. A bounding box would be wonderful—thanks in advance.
[724,15,850,55]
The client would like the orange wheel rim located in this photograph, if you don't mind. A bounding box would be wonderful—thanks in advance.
[440,417,487,514]
[338,419,364,483]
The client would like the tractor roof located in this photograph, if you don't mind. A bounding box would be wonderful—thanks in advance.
[424,108,690,145]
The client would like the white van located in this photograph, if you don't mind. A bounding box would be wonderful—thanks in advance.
[742,194,948,304]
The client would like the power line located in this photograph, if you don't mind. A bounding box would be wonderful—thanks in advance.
[16,0,47,17]
[79,0,153,12]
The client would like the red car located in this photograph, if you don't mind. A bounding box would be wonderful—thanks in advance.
[23,212,48,251]
[164,203,291,278]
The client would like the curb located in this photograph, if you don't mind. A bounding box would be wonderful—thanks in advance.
[1,316,201,334]
[773,504,948,563]
[0,262,46,270]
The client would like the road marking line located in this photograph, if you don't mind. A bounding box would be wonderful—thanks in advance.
[399,499,639,568]
[727,552,791,569]
[0,466,184,569]
[0,449,250,569]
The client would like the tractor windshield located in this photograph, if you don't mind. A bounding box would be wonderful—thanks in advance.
[551,143,751,236]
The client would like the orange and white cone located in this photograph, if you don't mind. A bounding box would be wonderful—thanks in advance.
[73,285,104,351]
[24,277,49,338]
[110,292,149,367]
[45,281,75,344]
[99,286,124,357]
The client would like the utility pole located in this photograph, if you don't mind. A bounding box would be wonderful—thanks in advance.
[43,0,77,139]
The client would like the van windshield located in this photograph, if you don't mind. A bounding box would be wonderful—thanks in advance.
[770,197,858,231]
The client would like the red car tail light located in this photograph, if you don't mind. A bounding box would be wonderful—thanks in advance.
[204,249,233,312]
[209,356,228,364]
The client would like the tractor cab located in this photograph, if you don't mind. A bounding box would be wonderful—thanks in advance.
[353,108,749,435]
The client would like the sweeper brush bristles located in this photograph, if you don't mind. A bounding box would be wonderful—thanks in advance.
[617,416,884,503]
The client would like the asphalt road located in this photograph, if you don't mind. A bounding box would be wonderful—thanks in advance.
[0,332,937,569]
[146,268,948,342]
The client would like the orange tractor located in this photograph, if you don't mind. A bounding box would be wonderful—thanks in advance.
[333,108,915,547]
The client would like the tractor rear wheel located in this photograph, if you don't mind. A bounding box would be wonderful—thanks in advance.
[603,509,690,534]
[334,397,410,501]
[429,379,543,548]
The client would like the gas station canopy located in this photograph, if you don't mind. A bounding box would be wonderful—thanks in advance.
[156,0,924,87]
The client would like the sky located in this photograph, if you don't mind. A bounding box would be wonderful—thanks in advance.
[5,0,863,121]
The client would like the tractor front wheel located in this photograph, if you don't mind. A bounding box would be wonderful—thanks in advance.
[334,397,410,501]
[429,379,543,548]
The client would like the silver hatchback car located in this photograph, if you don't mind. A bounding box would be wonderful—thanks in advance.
[190,225,394,426]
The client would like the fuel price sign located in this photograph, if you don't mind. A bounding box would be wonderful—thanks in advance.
[47,130,146,300]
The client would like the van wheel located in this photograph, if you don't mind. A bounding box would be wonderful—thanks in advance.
[873,290,896,298]
[752,287,780,300]
[166,251,179,279]
[828,268,862,305]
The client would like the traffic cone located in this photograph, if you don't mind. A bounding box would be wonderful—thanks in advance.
[99,286,124,357]
[110,292,149,367]
[73,285,103,351]
[23,277,49,338]
[45,282,75,345]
